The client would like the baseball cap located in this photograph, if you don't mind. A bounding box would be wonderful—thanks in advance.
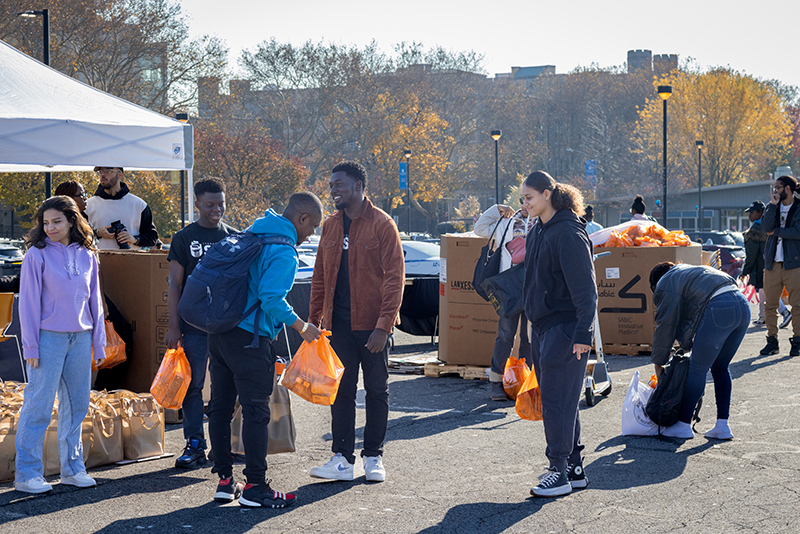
[744,200,765,213]
[93,166,124,172]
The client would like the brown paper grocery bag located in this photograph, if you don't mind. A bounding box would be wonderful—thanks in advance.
[85,398,124,468]
[230,373,296,456]
[111,391,164,460]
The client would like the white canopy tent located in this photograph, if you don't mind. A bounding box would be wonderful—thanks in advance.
[0,39,194,208]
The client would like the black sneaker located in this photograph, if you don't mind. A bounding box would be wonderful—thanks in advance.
[239,480,297,508]
[214,476,243,502]
[175,438,208,469]
[760,335,779,356]
[790,337,800,357]
[565,461,588,489]
[530,468,572,498]
[490,381,510,401]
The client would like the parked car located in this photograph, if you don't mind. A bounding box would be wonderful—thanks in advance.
[685,231,745,278]
[403,241,440,276]
[0,242,24,277]
[297,235,320,255]
[295,253,316,280]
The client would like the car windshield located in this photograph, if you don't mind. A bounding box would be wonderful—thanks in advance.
[0,248,21,258]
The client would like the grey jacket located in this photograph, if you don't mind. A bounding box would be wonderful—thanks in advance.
[651,264,736,366]
[763,199,800,270]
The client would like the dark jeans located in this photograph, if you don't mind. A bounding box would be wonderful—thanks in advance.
[680,291,749,423]
[491,310,531,375]
[330,318,389,465]
[207,327,274,484]
[181,333,209,447]
[529,321,587,472]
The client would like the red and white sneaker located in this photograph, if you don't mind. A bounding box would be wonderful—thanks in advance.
[239,480,297,508]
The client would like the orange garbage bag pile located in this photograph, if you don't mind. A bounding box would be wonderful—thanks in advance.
[599,225,691,248]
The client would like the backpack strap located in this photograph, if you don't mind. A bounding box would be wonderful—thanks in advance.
[244,235,299,349]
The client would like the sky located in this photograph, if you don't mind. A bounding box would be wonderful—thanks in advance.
[179,0,800,92]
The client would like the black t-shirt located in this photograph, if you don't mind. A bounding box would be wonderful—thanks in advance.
[332,213,352,324]
[168,221,237,334]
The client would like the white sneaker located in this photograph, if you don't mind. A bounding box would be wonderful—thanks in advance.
[705,419,734,440]
[660,421,694,439]
[15,476,52,494]
[60,471,96,488]
[363,455,386,482]
[309,453,354,481]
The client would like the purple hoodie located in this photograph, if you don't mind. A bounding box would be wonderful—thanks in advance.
[19,238,106,360]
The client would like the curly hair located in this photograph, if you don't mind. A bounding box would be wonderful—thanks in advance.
[331,161,368,189]
[194,177,225,197]
[26,196,95,251]
[523,171,585,216]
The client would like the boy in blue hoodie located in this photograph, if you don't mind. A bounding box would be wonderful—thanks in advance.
[207,192,323,508]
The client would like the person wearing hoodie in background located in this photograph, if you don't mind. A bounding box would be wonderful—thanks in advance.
[207,192,323,509]
[15,196,106,494]
[85,166,158,250]
[473,201,534,401]
[522,171,597,498]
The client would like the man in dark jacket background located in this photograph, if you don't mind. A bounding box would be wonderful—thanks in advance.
[761,175,800,356]
[742,201,768,324]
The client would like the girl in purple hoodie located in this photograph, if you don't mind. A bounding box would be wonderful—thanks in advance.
[14,196,106,494]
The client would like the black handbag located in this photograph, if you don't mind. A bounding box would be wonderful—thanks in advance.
[472,219,510,301]
[480,264,525,316]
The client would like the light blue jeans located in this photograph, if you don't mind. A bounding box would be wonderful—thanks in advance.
[15,330,92,482]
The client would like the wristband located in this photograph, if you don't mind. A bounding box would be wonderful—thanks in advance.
[300,322,309,333]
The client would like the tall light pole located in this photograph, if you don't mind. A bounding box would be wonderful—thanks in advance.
[404,149,412,234]
[696,140,704,230]
[18,9,51,198]
[658,85,673,228]
[176,112,189,228]
[491,130,502,204]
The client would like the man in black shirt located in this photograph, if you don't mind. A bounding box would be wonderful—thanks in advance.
[167,178,237,468]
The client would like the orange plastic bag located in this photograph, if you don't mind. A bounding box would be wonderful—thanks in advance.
[92,319,127,371]
[280,331,345,406]
[149,346,191,410]
[634,236,661,247]
[645,225,668,240]
[604,231,633,248]
[515,366,543,421]
[502,356,531,400]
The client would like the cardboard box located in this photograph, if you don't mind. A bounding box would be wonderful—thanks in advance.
[438,234,506,366]
[593,245,702,346]
[99,250,170,392]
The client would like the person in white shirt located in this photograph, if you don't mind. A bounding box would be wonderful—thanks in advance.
[85,167,158,250]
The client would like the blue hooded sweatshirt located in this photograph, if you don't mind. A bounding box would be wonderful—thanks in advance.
[238,209,300,339]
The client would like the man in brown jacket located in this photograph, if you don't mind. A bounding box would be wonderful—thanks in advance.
[308,161,405,483]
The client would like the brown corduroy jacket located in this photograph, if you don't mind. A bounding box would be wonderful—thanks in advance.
[309,198,405,332]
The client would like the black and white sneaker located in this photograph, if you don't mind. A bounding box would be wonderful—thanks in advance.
[175,438,208,469]
[780,310,792,329]
[239,480,297,508]
[565,461,588,489]
[214,476,243,502]
[530,468,572,497]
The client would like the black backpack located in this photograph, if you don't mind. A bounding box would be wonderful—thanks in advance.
[178,230,296,348]
[473,219,510,301]
[646,351,702,435]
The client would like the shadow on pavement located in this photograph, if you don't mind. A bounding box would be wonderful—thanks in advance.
[418,500,541,534]
[586,435,715,490]
[729,352,793,380]
[91,477,356,534]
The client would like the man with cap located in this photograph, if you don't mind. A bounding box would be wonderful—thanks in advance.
[86,166,158,250]
[742,201,769,324]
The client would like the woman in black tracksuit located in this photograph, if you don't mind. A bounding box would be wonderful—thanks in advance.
[522,171,597,498]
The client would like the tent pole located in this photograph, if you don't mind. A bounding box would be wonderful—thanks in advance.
[187,169,194,223]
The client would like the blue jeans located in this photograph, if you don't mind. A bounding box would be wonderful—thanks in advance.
[680,291,750,423]
[181,333,209,447]
[529,322,587,472]
[491,311,530,375]
[16,330,92,482]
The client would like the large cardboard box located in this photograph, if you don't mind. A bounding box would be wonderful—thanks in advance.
[439,235,501,365]
[593,245,702,346]
[99,250,170,392]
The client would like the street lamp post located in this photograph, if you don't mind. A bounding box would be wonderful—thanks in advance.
[176,112,189,228]
[18,9,51,198]
[404,149,412,234]
[696,140,704,230]
[658,85,673,228]
[491,130,502,205]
